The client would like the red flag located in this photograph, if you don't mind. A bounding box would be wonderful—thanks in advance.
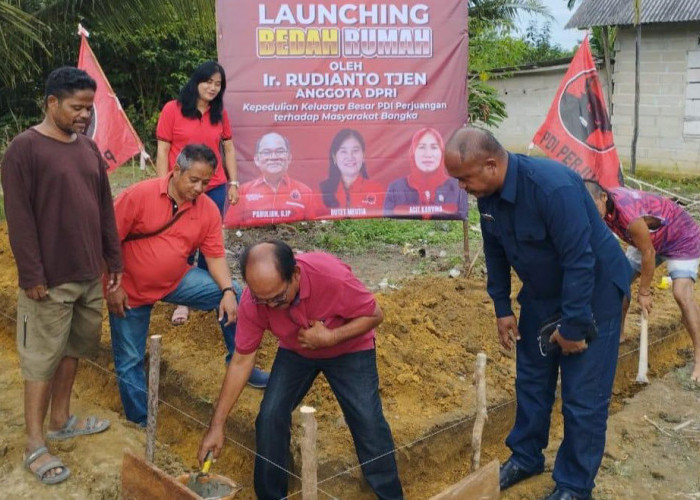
[77,29,144,173]
[532,36,621,188]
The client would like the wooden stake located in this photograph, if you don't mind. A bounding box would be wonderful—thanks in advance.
[636,311,649,384]
[146,335,162,463]
[462,219,471,270]
[471,352,488,472]
[300,406,318,500]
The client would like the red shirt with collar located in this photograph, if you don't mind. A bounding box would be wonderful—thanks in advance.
[319,176,385,219]
[113,175,225,306]
[156,100,233,190]
[235,252,377,358]
[224,175,315,227]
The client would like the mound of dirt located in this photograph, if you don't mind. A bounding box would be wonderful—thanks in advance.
[0,221,693,499]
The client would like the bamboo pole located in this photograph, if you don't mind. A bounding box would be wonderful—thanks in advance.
[471,353,488,472]
[146,335,162,463]
[300,406,318,500]
[631,0,642,174]
[601,26,614,115]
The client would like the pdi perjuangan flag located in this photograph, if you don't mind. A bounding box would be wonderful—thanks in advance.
[532,36,621,188]
[217,1,469,227]
[77,27,145,173]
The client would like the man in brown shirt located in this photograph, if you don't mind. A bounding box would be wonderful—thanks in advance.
[1,67,123,485]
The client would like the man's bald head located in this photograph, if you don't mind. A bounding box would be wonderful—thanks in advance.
[444,126,508,198]
[240,240,296,282]
[445,126,506,165]
[240,241,299,308]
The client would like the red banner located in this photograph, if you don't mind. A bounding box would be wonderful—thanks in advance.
[217,1,469,227]
[77,33,144,173]
[532,36,621,188]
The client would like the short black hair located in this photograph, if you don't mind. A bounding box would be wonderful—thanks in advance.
[176,143,218,172]
[240,240,296,282]
[45,67,97,103]
[583,179,615,214]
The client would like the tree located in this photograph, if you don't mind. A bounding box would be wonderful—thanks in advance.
[0,0,215,88]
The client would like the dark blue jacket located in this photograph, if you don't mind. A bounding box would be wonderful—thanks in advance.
[383,177,468,219]
[479,153,631,341]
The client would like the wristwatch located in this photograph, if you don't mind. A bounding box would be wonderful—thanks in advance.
[229,181,240,187]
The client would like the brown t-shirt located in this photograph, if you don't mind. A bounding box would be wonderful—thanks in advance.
[1,128,123,288]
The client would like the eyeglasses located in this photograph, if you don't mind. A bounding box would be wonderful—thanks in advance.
[251,282,290,306]
[257,148,289,159]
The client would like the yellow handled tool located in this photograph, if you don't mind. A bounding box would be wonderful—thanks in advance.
[201,451,213,474]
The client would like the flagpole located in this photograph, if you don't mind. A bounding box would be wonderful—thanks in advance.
[463,5,471,267]
[631,0,642,175]
[601,26,614,116]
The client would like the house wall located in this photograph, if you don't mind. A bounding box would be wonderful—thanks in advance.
[487,22,700,175]
[612,22,700,174]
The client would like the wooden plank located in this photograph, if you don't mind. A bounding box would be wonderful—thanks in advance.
[122,449,199,500]
[428,460,499,500]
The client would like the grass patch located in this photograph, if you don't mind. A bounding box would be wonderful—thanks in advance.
[108,160,155,195]
[626,170,700,196]
[313,209,480,253]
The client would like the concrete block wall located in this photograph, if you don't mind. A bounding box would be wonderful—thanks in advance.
[612,23,700,174]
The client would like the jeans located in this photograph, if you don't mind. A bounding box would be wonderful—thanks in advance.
[189,184,227,272]
[505,302,622,496]
[110,268,241,425]
[254,348,403,500]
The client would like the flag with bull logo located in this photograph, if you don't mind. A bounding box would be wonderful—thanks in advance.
[532,36,621,188]
[77,25,146,173]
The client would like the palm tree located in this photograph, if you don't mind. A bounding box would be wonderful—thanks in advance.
[0,2,45,87]
[0,0,216,87]
[470,0,551,28]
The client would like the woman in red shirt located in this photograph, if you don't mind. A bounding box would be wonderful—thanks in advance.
[156,61,239,324]
[319,128,384,218]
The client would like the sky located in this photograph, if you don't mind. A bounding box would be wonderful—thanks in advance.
[516,0,586,51]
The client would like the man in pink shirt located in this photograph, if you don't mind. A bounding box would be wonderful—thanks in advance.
[586,180,700,382]
[198,241,403,499]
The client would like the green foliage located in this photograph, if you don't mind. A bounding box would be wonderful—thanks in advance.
[313,210,481,253]
[590,26,616,59]
[471,22,573,73]
[86,21,216,150]
[469,78,508,126]
[468,22,572,126]
[0,14,216,152]
[314,219,465,252]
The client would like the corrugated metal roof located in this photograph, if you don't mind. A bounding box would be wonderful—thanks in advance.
[566,0,700,28]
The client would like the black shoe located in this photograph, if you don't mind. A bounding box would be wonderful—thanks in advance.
[543,488,592,500]
[499,458,540,490]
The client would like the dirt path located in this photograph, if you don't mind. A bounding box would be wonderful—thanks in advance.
[0,331,187,500]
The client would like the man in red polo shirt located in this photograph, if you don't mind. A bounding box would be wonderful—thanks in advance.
[224,132,315,227]
[107,144,268,426]
[198,241,403,499]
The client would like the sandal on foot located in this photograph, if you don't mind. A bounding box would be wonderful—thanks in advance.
[24,446,70,485]
[47,415,110,440]
[171,305,190,326]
